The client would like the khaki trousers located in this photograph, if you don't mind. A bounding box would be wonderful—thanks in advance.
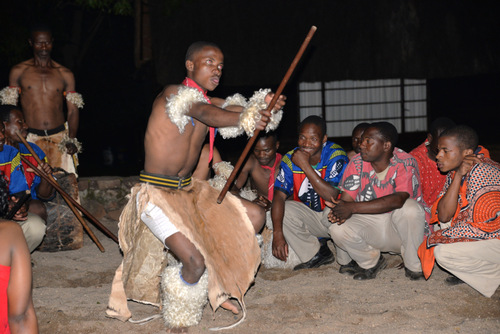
[330,199,425,272]
[434,238,500,297]
[17,212,46,253]
[281,200,332,263]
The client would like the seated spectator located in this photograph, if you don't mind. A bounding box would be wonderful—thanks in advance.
[410,117,489,208]
[271,116,348,270]
[418,125,500,297]
[0,108,46,253]
[410,117,456,207]
[0,173,39,333]
[347,122,370,160]
[329,122,428,280]
[1,105,55,222]
[233,131,281,211]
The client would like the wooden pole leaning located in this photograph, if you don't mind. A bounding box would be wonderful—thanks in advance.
[20,155,106,252]
[16,131,118,250]
[217,25,317,204]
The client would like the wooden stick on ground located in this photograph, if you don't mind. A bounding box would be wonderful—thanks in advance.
[217,25,318,204]
[16,131,119,249]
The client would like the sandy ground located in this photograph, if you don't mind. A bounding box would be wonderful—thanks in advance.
[31,217,500,334]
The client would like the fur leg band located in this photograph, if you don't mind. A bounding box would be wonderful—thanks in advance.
[58,134,83,154]
[64,91,85,109]
[161,264,208,328]
[166,86,208,133]
[0,86,19,105]
[208,161,234,191]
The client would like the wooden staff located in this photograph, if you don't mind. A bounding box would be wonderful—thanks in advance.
[16,132,118,247]
[20,155,107,252]
[217,25,317,204]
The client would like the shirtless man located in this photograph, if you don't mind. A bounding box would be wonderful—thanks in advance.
[6,24,82,176]
[110,41,285,332]
[233,132,281,210]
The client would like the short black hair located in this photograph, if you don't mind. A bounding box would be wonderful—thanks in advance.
[185,41,220,61]
[257,130,278,143]
[370,121,399,147]
[440,125,478,151]
[29,23,52,40]
[299,115,326,137]
[0,105,19,123]
[429,117,455,137]
[352,122,370,136]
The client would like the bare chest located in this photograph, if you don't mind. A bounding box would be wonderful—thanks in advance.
[250,167,274,195]
[20,67,65,94]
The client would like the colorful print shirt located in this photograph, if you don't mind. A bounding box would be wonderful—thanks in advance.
[274,141,348,212]
[427,157,500,246]
[410,141,491,208]
[19,143,48,200]
[0,145,29,195]
[340,148,429,226]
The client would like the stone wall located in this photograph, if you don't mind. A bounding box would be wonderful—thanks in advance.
[78,176,139,222]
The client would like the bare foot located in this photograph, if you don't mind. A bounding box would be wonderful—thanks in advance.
[166,327,187,333]
[221,300,239,314]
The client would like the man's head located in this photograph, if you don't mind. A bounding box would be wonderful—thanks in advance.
[185,41,223,92]
[29,23,53,58]
[253,132,279,167]
[351,122,370,154]
[0,105,28,146]
[436,125,479,173]
[297,116,327,162]
[426,117,456,159]
[359,121,398,163]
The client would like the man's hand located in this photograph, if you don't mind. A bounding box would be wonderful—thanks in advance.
[255,108,272,131]
[26,161,53,176]
[326,198,353,225]
[9,196,28,221]
[65,142,78,155]
[272,231,289,261]
[253,195,272,211]
[264,93,286,112]
[291,149,310,171]
[38,161,53,175]
[456,154,481,178]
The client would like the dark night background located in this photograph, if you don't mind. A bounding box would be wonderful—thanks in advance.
[0,0,499,177]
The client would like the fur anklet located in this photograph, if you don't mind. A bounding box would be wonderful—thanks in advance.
[161,264,208,328]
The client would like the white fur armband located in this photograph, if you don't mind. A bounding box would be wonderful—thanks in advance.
[0,86,19,105]
[166,86,208,133]
[65,92,84,109]
[266,109,283,132]
[218,88,283,138]
[240,88,270,137]
[58,134,83,154]
[221,93,247,109]
[218,93,247,139]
